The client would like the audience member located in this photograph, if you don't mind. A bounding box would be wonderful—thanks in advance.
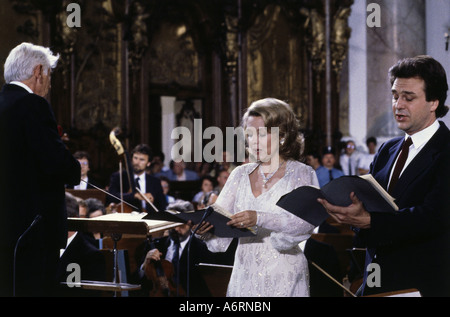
[305,152,321,170]
[159,176,175,205]
[213,168,230,194]
[192,176,218,209]
[209,151,237,178]
[149,150,169,175]
[357,137,377,175]
[340,140,360,176]
[315,147,344,187]
[157,160,200,181]
[67,151,100,190]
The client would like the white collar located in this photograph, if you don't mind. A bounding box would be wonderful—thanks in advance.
[10,81,33,94]
[134,173,145,181]
[407,120,440,149]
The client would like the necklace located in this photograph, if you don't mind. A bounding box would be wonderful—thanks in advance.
[259,161,285,188]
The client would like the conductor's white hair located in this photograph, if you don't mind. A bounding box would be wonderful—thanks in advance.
[3,42,59,83]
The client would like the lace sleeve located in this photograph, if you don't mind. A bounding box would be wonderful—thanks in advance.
[201,166,243,252]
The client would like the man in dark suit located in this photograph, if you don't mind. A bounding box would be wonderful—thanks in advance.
[0,43,81,296]
[56,193,106,297]
[132,201,215,297]
[318,56,450,296]
[108,144,167,212]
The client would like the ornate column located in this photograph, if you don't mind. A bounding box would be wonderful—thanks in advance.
[366,0,426,138]
[223,10,240,128]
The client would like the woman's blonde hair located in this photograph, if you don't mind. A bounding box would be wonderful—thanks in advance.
[241,98,304,161]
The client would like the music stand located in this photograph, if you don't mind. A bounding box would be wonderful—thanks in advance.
[67,213,181,295]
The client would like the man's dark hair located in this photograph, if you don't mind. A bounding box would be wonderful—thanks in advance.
[131,144,153,161]
[389,55,449,118]
[366,136,377,146]
[65,193,80,218]
[73,151,90,161]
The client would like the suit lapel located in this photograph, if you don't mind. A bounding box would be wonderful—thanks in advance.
[376,138,403,189]
[391,123,449,198]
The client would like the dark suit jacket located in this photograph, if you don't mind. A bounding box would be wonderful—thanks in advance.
[359,121,450,296]
[56,232,106,297]
[0,84,81,296]
[107,171,167,212]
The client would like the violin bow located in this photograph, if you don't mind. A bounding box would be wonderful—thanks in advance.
[79,179,139,211]
[136,186,160,213]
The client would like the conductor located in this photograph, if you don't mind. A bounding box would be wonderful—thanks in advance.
[0,43,81,296]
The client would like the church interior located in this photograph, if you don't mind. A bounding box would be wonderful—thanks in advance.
[0,0,449,298]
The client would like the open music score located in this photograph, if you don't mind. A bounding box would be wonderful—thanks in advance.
[68,212,181,236]
[67,212,182,294]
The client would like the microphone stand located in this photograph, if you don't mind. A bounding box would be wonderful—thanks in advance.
[186,206,213,297]
[13,214,42,297]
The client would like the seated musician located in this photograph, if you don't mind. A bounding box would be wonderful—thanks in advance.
[131,201,216,297]
[107,144,167,213]
[56,193,106,297]
[66,151,101,190]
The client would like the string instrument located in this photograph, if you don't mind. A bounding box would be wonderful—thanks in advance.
[143,237,185,297]
[109,127,135,213]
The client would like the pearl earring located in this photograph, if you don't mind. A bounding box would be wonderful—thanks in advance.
[280,138,285,146]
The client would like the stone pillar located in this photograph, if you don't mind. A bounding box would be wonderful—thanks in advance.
[366,0,426,138]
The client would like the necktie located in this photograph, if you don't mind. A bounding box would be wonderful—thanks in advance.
[135,177,140,189]
[348,159,353,176]
[329,169,334,182]
[172,239,180,284]
[388,137,412,194]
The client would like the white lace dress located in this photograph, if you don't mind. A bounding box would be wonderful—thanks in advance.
[203,160,319,297]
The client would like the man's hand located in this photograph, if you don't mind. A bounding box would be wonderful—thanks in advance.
[135,192,154,203]
[142,249,162,271]
[317,192,371,229]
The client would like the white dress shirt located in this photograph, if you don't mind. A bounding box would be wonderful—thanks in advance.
[388,120,440,186]
[134,173,146,209]
[10,81,33,93]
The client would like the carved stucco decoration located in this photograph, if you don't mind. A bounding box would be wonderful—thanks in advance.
[300,3,352,91]
[300,7,326,77]
[127,0,150,71]
[246,4,307,123]
[147,22,200,87]
[331,6,352,90]
[64,1,122,131]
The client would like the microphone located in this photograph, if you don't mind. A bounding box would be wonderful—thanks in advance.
[445,33,449,51]
[13,214,42,297]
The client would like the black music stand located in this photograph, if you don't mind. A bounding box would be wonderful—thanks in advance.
[67,213,181,296]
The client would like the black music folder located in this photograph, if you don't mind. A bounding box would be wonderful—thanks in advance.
[145,205,255,238]
[276,174,398,227]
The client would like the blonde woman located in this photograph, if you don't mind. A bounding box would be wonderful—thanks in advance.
[196,98,319,297]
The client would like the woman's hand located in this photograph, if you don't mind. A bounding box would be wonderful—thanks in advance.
[227,210,257,228]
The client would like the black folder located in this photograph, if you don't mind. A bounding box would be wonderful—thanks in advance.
[144,207,255,238]
[276,175,398,227]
